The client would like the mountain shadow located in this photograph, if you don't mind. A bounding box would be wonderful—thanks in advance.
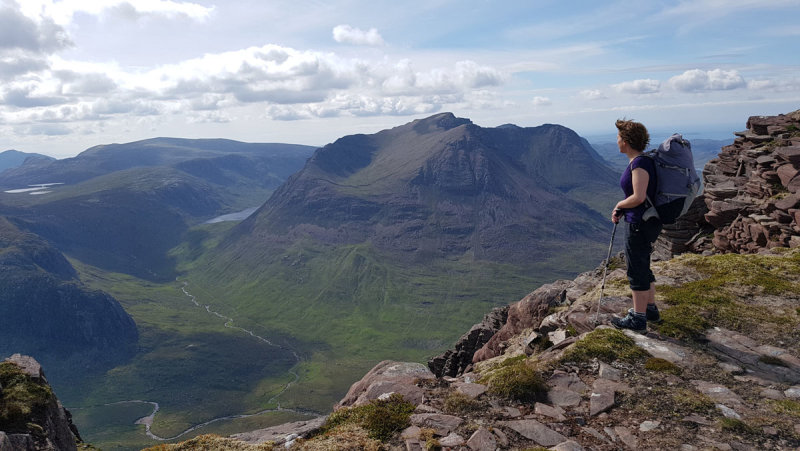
[0,217,138,380]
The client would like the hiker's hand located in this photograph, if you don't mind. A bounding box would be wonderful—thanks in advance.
[611,209,621,223]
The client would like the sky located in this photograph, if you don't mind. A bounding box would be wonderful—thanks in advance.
[1,0,798,158]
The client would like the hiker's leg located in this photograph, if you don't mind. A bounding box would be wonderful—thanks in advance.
[632,288,649,313]
[625,222,650,307]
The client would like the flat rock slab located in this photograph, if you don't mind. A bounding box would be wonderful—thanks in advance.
[615,426,638,450]
[706,327,800,384]
[233,416,327,445]
[534,402,567,421]
[548,371,589,392]
[409,413,463,435]
[467,427,496,450]
[548,387,582,407]
[454,382,487,399]
[501,419,568,447]
[599,362,621,381]
[553,440,585,451]
[691,380,745,409]
[439,432,465,447]
[623,330,690,365]
[590,389,615,416]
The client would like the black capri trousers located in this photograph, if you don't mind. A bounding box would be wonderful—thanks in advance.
[624,218,663,291]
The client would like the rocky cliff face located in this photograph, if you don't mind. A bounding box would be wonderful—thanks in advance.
[0,355,81,451]
[702,111,800,252]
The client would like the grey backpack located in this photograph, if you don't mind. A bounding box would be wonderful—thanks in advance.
[641,134,701,224]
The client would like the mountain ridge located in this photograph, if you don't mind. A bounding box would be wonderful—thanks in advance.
[227,112,618,265]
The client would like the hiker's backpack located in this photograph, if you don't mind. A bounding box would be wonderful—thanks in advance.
[641,134,702,224]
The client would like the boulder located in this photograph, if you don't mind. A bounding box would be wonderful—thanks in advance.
[777,164,799,188]
[473,281,569,363]
[428,306,508,377]
[335,361,434,409]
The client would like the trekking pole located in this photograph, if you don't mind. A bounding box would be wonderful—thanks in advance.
[595,220,618,324]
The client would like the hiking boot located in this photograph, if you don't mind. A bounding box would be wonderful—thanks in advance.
[628,304,660,322]
[611,311,647,334]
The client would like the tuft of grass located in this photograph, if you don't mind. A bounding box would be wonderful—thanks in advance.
[672,389,715,413]
[0,362,54,433]
[442,392,482,416]
[718,418,756,434]
[295,423,383,451]
[644,357,682,375]
[419,428,441,451]
[319,393,415,442]
[771,399,800,418]
[565,324,578,337]
[561,328,649,364]
[141,434,274,450]
[480,357,548,403]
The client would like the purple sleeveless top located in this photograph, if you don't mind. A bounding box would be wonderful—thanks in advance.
[620,155,657,223]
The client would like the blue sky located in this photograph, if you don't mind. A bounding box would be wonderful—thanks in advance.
[1,0,798,157]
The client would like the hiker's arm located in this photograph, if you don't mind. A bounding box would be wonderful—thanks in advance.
[615,167,649,210]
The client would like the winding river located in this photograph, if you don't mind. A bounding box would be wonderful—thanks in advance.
[113,282,318,441]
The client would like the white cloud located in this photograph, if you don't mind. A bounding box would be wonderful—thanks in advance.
[532,96,552,107]
[669,69,745,92]
[613,79,661,94]
[332,25,385,46]
[18,0,213,25]
[0,4,71,53]
[579,89,607,100]
[747,77,800,92]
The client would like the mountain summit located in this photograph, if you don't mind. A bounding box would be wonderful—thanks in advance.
[231,112,617,264]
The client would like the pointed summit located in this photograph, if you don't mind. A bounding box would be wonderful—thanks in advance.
[229,113,618,265]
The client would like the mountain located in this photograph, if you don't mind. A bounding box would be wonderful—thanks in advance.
[229,113,618,264]
[0,138,316,280]
[0,150,54,173]
[0,217,138,377]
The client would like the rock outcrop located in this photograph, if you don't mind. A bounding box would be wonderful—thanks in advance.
[428,306,508,378]
[702,110,800,253]
[0,355,81,451]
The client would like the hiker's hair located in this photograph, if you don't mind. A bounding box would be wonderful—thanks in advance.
[615,119,650,152]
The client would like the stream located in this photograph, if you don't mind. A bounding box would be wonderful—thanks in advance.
[86,282,318,442]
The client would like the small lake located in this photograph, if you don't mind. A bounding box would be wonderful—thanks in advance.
[3,183,63,195]
[204,207,259,224]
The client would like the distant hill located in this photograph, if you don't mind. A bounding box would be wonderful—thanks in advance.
[0,138,316,280]
[0,149,54,173]
[0,217,138,377]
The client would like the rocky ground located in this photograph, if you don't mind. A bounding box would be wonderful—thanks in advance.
[173,245,799,451]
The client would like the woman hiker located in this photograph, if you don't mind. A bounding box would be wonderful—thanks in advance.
[610,119,662,333]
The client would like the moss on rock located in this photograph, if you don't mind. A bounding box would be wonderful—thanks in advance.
[561,328,649,364]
